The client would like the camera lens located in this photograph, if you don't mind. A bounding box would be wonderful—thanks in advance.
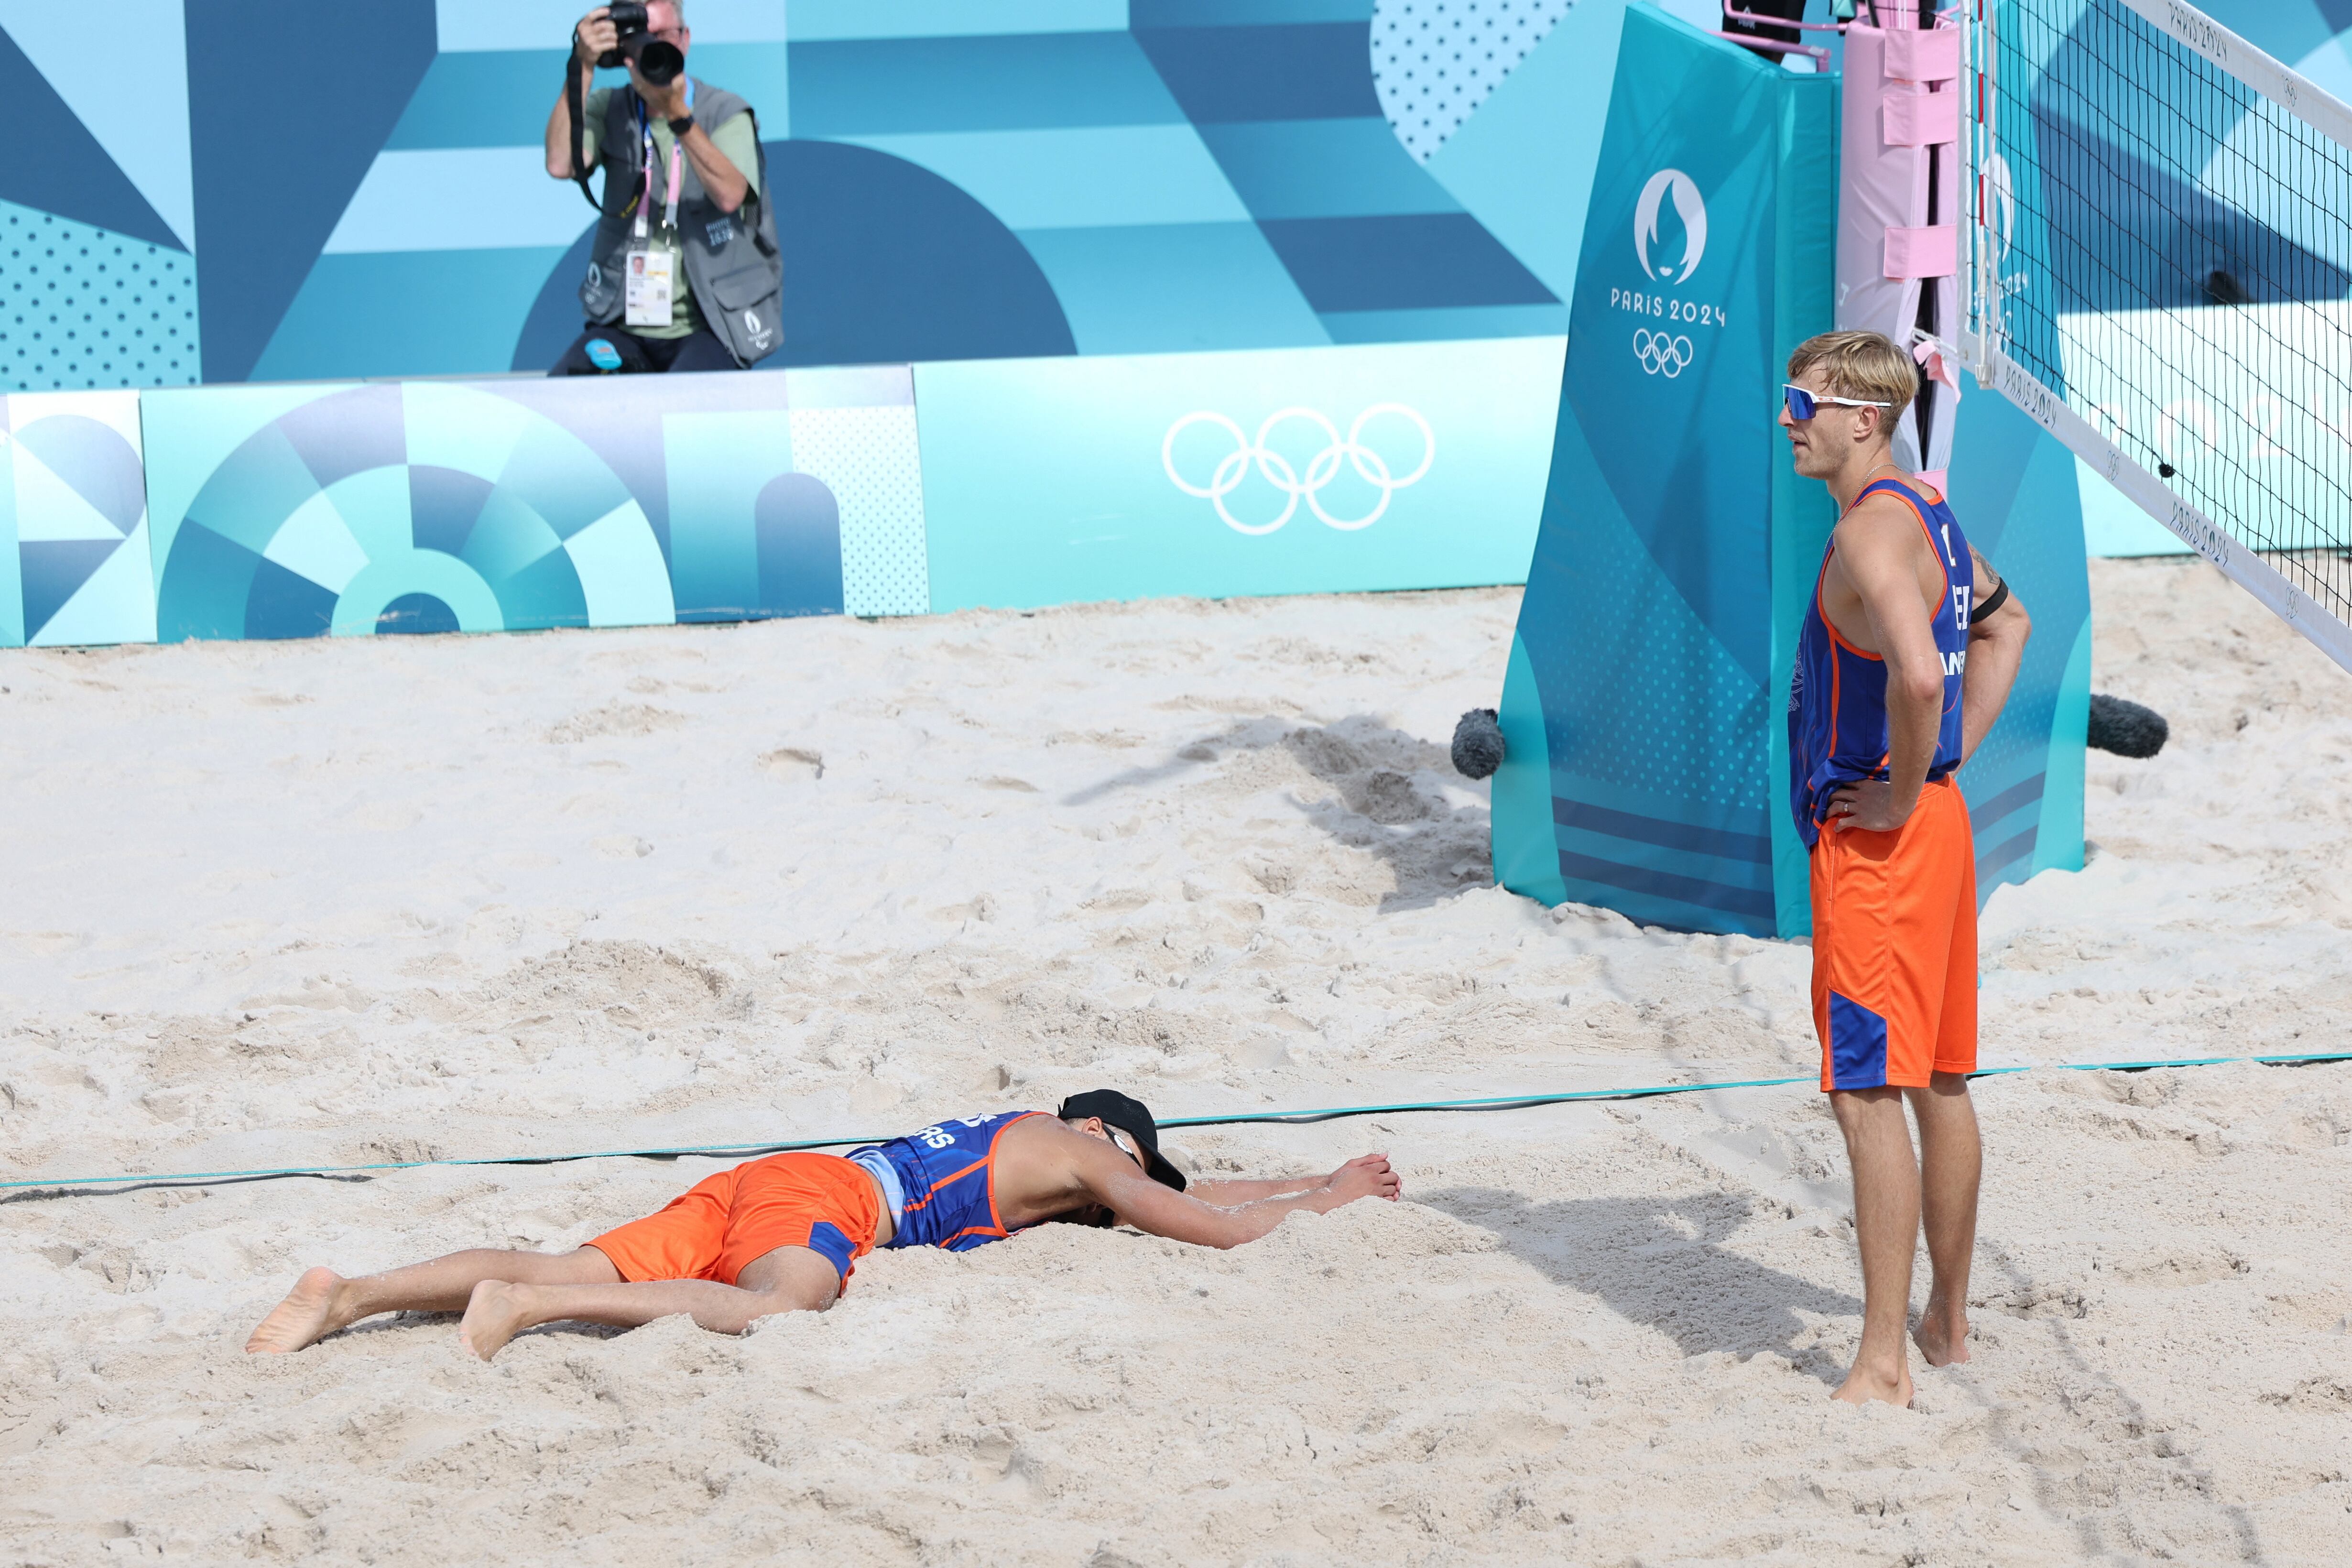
[637,39,684,86]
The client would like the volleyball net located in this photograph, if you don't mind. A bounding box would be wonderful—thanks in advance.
[1966,0,2352,674]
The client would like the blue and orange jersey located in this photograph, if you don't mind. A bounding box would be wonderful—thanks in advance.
[1788,476,1973,849]
[850,1111,1048,1252]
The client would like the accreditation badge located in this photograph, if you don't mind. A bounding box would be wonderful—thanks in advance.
[624,243,676,328]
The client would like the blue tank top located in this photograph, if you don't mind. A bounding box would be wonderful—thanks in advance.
[849,1111,1048,1252]
[1789,477,1971,849]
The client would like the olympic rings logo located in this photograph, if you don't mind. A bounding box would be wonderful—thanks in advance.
[1161,404,1436,534]
[1633,329,1695,378]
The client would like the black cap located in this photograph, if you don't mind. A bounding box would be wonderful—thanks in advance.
[1057,1089,1187,1193]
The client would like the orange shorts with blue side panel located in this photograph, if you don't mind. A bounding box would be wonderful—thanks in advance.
[586,1151,883,1287]
[1809,775,1978,1091]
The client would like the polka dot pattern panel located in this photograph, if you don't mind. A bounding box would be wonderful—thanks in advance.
[1372,0,1577,163]
[0,201,199,393]
[790,404,931,618]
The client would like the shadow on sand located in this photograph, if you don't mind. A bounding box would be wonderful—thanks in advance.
[1420,1183,1862,1385]
[1063,714,1491,914]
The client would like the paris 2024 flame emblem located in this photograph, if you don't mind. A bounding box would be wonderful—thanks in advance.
[1628,169,1709,380]
[1634,168,1708,284]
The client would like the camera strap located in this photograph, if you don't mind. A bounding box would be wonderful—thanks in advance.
[564,59,599,212]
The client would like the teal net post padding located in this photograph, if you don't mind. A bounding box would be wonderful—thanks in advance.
[1492,5,1838,936]
[1492,4,2091,936]
[1943,376,2095,899]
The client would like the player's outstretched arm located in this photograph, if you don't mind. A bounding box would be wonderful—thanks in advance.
[1959,544,2031,762]
[1188,1155,1395,1206]
[1080,1148,1402,1249]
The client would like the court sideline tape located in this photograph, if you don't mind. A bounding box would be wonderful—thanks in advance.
[7,1050,2349,1200]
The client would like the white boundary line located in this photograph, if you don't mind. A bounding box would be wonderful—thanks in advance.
[1966,331,2352,678]
[2116,0,2352,152]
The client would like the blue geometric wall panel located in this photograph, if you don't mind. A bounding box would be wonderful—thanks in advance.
[11,0,2352,392]
[0,202,201,393]
[183,0,439,385]
[0,24,182,251]
[0,390,158,647]
[1372,0,1575,163]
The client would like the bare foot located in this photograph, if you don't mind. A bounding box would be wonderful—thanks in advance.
[1915,1310,1971,1367]
[457,1280,535,1362]
[1832,1361,1915,1408]
[245,1267,352,1354]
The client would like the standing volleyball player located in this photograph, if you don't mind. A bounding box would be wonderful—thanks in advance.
[1780,330,2032,1406]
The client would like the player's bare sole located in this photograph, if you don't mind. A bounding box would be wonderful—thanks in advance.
[245,1267,351,1354]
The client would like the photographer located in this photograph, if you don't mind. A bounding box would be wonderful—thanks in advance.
[542,3,783,375]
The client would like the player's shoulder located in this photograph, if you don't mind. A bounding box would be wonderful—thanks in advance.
[998,1109,1074,1147]
[1833,488,1929,551]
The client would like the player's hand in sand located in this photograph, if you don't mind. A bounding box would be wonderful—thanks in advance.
[1325,1153,1402,1204]
[1824,776,1911,834]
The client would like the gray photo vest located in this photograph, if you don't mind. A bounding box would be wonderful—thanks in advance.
[579,80,784,366]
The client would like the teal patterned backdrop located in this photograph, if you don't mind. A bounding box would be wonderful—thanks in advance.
[1,0,1754,390]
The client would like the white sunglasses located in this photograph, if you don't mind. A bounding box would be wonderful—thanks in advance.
[1783,383,1892,420]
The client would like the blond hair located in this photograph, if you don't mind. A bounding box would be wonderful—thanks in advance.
[1786,330,1918,423]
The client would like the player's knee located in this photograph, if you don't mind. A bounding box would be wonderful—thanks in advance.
[732,1283,832,1330]
[1829,1084,1900,1119]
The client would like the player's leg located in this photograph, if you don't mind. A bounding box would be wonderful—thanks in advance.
[1907,1073,1979,1365]
[1811,816,1930,1407]
[1911,782,1982,1365]
[246,1246,622,1353]
[1829,1086,1920,1407]
[457,1244,840,1360]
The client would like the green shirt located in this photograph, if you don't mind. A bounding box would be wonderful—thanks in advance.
[580,87,762,340]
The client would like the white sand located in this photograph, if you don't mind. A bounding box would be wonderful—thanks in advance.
[3,558,2348,1565]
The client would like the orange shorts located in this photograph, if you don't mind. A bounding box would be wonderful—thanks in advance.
[1809,775,1977,1091]
[587,1152,883,1287]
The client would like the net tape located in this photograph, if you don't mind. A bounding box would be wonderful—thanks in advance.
[1969,0,2352,673]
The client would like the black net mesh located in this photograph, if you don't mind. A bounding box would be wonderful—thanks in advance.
[1975,0,2352,631]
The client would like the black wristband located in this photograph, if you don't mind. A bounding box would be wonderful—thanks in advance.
[668,113,696,138]
[1969,576,2011,626]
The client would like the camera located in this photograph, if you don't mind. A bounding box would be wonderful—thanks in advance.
[596,3,683,86]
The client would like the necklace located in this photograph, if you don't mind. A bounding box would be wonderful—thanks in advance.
[1841,461,1904,514]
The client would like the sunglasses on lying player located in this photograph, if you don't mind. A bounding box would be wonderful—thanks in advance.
[1783,384,1893,421]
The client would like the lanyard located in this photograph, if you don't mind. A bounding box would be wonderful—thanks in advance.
[630,79,695,240]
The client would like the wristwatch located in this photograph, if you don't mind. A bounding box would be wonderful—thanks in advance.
[667,113,696,138]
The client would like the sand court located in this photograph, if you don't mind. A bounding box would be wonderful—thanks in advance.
[4,559,2350,1563]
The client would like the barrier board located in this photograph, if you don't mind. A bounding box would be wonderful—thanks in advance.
[138,366,922,642]
[916,337,1565,612]
[0,390,156,647]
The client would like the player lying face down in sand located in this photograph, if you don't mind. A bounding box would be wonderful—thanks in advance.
[248,1090,1402,1361]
